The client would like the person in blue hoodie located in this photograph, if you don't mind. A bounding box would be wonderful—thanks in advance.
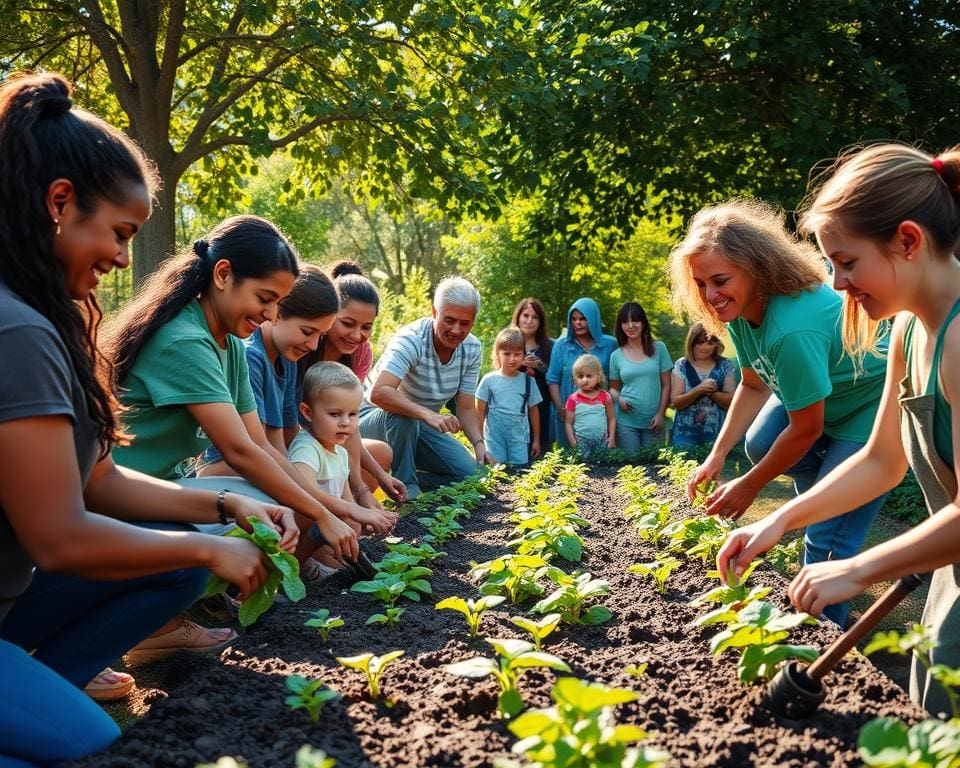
[546,297,618,448]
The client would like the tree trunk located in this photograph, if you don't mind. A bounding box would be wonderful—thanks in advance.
[133,180,178,288]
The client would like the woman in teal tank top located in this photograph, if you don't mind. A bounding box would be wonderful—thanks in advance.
[715,142,960,717]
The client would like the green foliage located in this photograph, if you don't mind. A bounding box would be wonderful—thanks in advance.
[511,614,563,651]
[366,607,406,628]
[765,537,804,573]
[206,517,305,626]
[471,554,551,605]
[304,609,345,642]
[531,571,613,626]
[627,556,682,595]
[336,650,405,701]
[501,677,671,768]
[858,717,960,768]
[880,470,928,526]
[692,562,770,627]
[445,638,571,718]
[436,595,507,637]
[624,662,649,679]
[284,675,339,724]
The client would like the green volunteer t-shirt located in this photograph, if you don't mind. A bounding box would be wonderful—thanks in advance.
[609,341,673,428]
[728,284,887,442]
[113,300,257,479]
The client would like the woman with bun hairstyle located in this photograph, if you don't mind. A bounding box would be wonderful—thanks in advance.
[0,72,295,766]
[716,144,960,715]
[307,260,407,504]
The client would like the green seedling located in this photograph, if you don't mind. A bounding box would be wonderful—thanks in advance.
[503,677,671,768]
[766,537,804,572]
[445,637,571,718]
[471,554,550,605]
[304,609,345,641]
[366,606,406,628]
[531,571,612,626]
[627,555,682,595]
[692,562,770,627]
[663,516,732,562]
[385,539,447,562]
[284,675,339,724]
[709,600,819,683]
[626,501,674,549]
[657,452,699,491]
[295,746,337,768]
[510,613,562,650]
[336,650,405,701]
[351,567,433,605]
[417,514,464,545]
[692,479,717,509]
[206,517,305,626]
[624,661,649,678]
[435,595,506,637]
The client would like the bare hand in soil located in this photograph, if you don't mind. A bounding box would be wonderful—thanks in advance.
[350,504,397,535]
[687,453,724,501]
[316,512,359,561]
[703,475,760,520]
[716,518,786,583]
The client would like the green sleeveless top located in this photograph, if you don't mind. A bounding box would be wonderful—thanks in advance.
[903,298,960,467]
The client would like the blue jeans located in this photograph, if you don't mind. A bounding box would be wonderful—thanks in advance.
[745,398,887,627]
[360,408,478,498]
[0,523,208,767]
[615,423,660,455]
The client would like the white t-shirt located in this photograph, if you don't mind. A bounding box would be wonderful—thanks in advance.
[288,430,350,499]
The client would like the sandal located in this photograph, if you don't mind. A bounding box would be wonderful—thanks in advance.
[302,557,338,585]
[124,619,237,667]
[84,667,135,702]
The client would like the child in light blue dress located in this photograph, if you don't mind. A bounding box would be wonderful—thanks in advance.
[476,327,543,465]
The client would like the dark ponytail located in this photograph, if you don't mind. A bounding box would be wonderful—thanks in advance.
[0,71,157,454]
[103,215,299,383]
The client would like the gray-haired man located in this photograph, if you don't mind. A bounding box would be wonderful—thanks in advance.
[359,277,490,499]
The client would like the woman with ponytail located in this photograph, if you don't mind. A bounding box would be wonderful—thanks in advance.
[716,143,960,717]
[103,218,393,599]
[0,73,294,766]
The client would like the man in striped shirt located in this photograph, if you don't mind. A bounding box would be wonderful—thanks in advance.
[360,277,489,499]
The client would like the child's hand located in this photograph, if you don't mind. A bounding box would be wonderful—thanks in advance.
[382,475,407,504]
[530,439,541,458]
[349,504,397,535]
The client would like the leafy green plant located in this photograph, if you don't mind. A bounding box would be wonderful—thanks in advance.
[765,537,803,572]
[446,637,571,717]
[206,517,305,626]
[531,571,612,626]
[858,717,960,768]
[709,600,819,683]
[500,677,671,768]
[663,515,732,562]
[626,500,674,549]
[435,595,506,637]
[507,499,587,562]
[627,555,682,595]
[351,566,433,605]
[692,562,771,628]
[624,662,649,678]
[336,650,405,701]
[366,606,406,628]
[511,613,563,650]
[385,538,447,562]
[471,554,550,605]
[295,746,337,768]
[304,609,344,641]
[284,675,339,724]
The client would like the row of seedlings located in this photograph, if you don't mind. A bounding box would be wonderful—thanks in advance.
[440,452,671,768]
[617,459,821,687]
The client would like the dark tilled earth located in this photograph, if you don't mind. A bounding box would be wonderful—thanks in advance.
[73,467,927,768]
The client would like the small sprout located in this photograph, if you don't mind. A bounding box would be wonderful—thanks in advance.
[624,661,649,678]
[510,613,562,650]
[284,675,339,724]
[336,650,405,700]
[531,571,612,626]
[627,556,682,594]
[295,746,337,768]
[366,606,406,628]
[445,637,571,718]
[304,609,344,642]
[435,595,506,637]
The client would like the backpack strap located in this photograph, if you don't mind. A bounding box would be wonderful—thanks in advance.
[521,372,531,414]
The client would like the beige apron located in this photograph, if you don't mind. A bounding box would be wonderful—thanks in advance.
[899,354,960,717]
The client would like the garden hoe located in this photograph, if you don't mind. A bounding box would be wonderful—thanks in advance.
[763,573,924,718]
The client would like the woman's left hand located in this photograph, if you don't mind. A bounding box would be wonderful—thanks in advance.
[704,475,761,520]
[649,413,664,432]
[787,558,869,618]
[230,495,299,553]
[619,397,632,412]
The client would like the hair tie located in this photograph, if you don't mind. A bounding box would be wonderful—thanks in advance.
[932,157,946,177]
[193,239,209,260]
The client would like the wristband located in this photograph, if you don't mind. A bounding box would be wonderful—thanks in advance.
[216,489,229,525]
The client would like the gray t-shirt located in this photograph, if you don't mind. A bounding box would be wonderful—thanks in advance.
[0,282,99,625]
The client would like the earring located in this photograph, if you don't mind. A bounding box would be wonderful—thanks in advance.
[53,219,61,236]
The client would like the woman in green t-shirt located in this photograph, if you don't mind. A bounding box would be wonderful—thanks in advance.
[668,200,889,626]
[717,144,960,716]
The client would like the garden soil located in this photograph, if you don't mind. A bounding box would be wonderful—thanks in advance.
[73,467,928,768]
